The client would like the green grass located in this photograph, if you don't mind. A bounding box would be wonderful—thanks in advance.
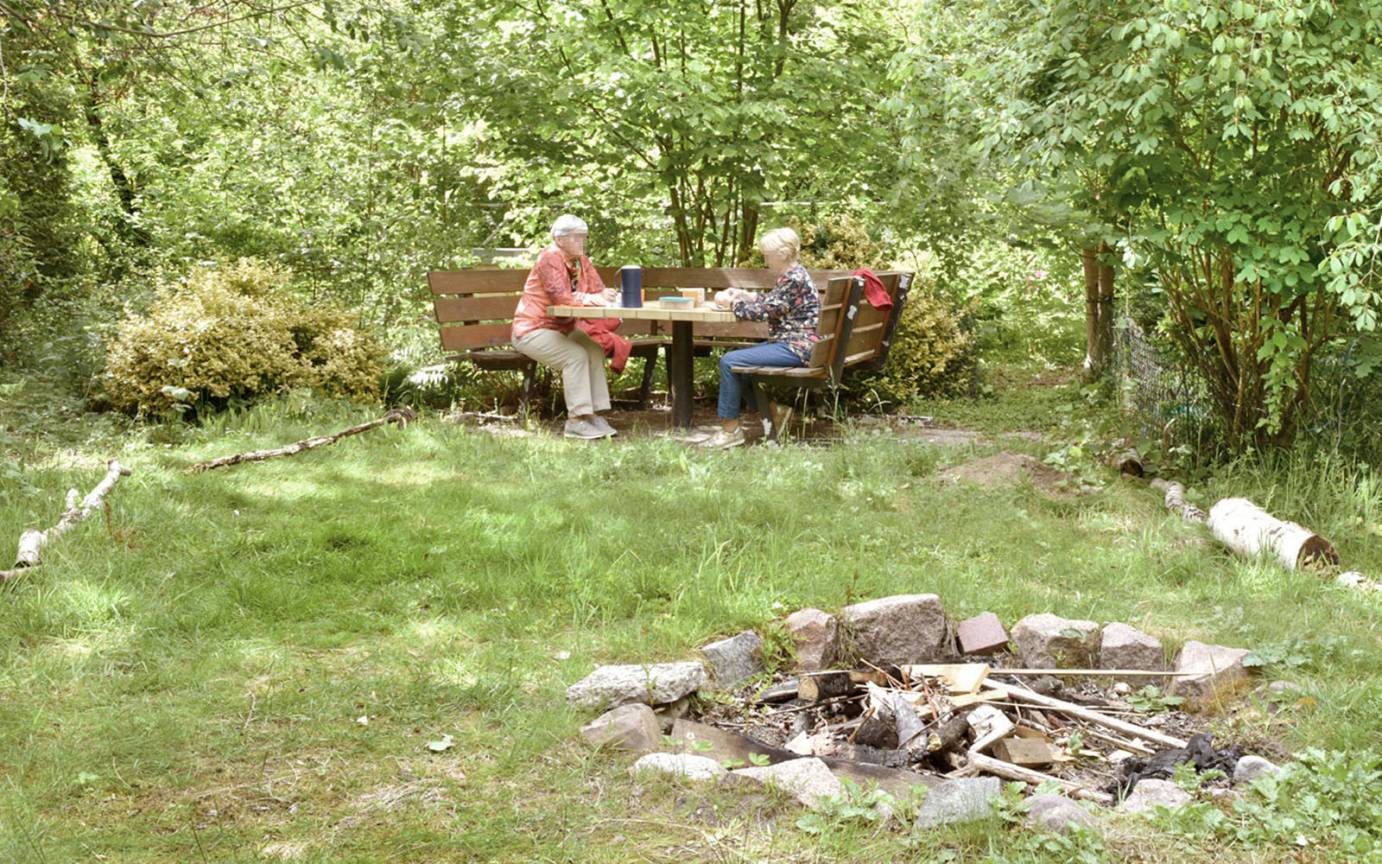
[0,373,1378,862]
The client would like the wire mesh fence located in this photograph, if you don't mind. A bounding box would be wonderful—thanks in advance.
[1114,316,1214,451]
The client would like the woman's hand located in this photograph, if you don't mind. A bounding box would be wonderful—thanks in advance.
[582,291,610,307]
[713,288,743,309]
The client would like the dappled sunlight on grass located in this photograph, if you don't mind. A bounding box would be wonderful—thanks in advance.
[1,408,1379,861]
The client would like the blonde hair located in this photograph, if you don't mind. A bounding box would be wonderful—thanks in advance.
[759,227,801,263]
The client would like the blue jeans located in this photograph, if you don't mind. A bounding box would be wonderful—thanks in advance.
[717,342,804,419]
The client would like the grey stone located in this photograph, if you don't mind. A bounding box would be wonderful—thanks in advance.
[785,608,839,672]
[632,753,726,782]
[579,703,661,752]
[1167,641,1251,705]
[1011,614,1100,669]
[1233,755,1279,786]
[702,631,763,689]
[1267,680,1302,695]
[566,662,707,711]
[913,777,1002,827]
[732,757,842,809]
[1098,623,1165,674]
[1026,794,1097,833]
[1120,779,1192,813]
[840,594,951,665]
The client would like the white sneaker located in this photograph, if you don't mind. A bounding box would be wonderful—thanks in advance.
[591,415,618,437]
[700,428,746,449]
[563,417,608,439]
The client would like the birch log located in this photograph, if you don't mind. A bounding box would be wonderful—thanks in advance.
[188,407,416,473]
[1208,498,1339,571]
[3,460,131,580]
[1150,479,1206,524]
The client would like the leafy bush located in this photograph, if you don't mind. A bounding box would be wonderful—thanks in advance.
[857,287,977,406]
[793,214,885,271]
[103,259,386,417]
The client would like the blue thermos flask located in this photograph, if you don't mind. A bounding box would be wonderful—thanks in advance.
[620,265,643,308]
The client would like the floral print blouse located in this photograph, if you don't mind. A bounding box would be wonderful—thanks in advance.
[733,263,820,363]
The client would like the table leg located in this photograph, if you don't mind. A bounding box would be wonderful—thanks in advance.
[669,320,694,428]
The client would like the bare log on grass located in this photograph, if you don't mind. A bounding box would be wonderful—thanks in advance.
[2,460,132,581]
[188,408,417,474]
[1207,497,1339,571]
[1107,447,1144,477]
[1149,479,1207,524]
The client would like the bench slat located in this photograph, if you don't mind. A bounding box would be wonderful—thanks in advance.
[440,322,515,351]
[434,294,522,323]
[429,271,529,296]
[729,364,828,379]
[429,267,853,296]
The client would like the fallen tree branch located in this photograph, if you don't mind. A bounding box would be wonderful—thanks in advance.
[187,408,417,474]
[1000,683,1189,750]
[1150,479,1206,524]
[3,460,132,581]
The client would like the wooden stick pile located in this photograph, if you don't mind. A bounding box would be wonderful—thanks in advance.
[753,662,1196,805]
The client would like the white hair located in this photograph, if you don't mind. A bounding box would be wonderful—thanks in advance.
[551,214,589,238]
[759,227,801,262]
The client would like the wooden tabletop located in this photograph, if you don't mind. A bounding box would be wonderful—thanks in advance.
[548,303,736,323]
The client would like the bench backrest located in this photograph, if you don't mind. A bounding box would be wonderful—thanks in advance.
[809,276,865,379]
[804,271,913,385]
[428,266,852,354]
[837,271,911,371]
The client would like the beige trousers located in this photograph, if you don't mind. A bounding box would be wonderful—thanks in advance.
[514,327,610,416]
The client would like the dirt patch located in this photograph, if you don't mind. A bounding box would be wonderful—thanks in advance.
[940,452,1076,496]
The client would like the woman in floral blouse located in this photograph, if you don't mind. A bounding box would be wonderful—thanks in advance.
[703,228,819,448]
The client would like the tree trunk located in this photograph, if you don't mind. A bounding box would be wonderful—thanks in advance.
[1082,245,1115,378]
[83,76,147,251]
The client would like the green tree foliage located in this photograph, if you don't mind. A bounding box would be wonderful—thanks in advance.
[1010,0,1382,448]
[455,0,898,266]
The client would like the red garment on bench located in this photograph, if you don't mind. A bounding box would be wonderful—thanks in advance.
[578,317,632,374]
[851,268,894,311]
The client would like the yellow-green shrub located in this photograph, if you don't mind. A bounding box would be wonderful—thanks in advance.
[792,214,883,271]
[104,260,385,416]
[856,288,978,405]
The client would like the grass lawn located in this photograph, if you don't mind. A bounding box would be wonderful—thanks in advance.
[1,375,1379,862]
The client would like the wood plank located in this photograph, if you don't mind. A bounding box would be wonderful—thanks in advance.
[433,294,521,323]
[901,663,990,695]
[440,323,513,351]
[693,321,770,339]
[548,304,736,323]
[731,365,828,379]
[844,321,886,354]
[594,268,851,291]
[456,350,531,371]
[429,270,529,296]
[992,737,1057,767]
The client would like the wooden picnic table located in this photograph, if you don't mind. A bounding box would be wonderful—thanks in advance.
[548,302,736,428]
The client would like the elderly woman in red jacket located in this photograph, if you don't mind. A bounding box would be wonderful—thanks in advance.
[511,214,620,439]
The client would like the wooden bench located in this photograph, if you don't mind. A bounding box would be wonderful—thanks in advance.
[428,269,665,413]
[731,271,914,440]
[428,266,853,414]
